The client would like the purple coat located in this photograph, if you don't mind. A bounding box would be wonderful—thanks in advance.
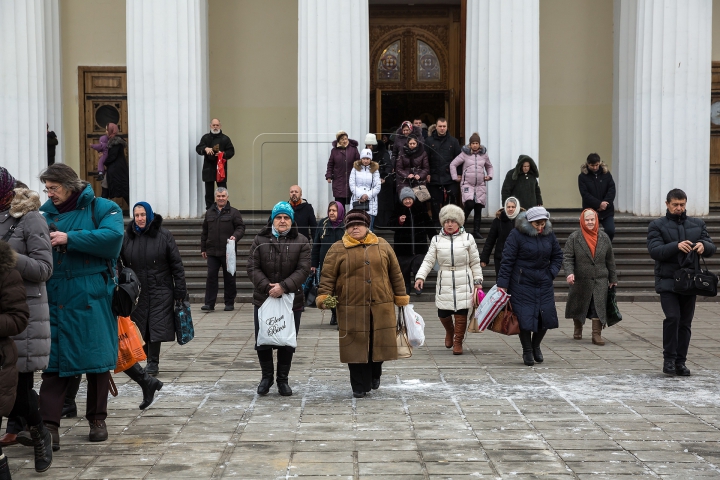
[395,145,429,194]
[326,139,360,199]
[392,125,425,159]
[90,135,109,172]
[450,145,494,205]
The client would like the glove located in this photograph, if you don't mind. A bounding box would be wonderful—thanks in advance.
[96,173,105,181]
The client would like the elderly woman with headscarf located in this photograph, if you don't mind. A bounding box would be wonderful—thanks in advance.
[392,120,425,160]
[480,197,523,276]
[317,210,409,398]
[120,202,186,407]
[564,209,618,345]
[311,201,346,326]
[247,202,311,397]
[103,123,129,206]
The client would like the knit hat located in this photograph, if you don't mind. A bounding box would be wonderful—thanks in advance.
[364,133,377,145]
[360,148,373,159]
[0,167,16,212]
[399,187,415,202]
[271,201,295,222]
[469,132,481,144]
[526,206,550,222]
[344,209,371,229]
[336,130,348,141]
[439,204,465,226]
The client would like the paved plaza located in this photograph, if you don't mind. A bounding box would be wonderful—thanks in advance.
[7,302,720,479]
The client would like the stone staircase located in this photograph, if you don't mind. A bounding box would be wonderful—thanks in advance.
[161,212,720,304]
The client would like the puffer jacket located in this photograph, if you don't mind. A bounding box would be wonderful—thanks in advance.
[247,222,311,311]
[496,212,563,332]
[395,144,430,194]
[349,161,381,216]
[415,228,483,311]
[578,162,616,220]
[0,241,30,416]
[0,188,52,372]
[326,139,360,199]
[450,145,494,205]
[121,215,186,342]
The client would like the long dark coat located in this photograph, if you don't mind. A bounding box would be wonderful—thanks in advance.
[480,208,523,276]
[563,230,618,325]
[578,162,616,220]
[105,137,130,200]
[373,142,396,229]
[391,125,425,160]
[326,139,360,199]
[121,215,187,342]
[501,155,543,209]
[496,212,563,332]
[426,131,462,186]
[196,130,235,183]
[311,217,345,269]
[395,145,429,194]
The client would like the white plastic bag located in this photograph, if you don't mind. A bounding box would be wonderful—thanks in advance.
[257,293,297,348]
[475,285,510,332]
[226,239,236,276]
[403,304,425,347]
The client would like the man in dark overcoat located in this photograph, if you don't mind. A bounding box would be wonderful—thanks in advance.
[196,118,235,209]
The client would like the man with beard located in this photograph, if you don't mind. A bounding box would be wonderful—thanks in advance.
[268,186,317,242]
[425,118,462,227]
[196,119,235,209]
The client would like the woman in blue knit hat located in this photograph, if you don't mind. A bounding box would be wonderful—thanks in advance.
[247,202,311,397]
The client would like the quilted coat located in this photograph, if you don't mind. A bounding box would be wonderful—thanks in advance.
[450,145,494,205]
[563,230,618,325]
[395,144,429,194]
[326,139,360,199]
[349,161,382,216]
[415,229,483,311]
[316,233,410,364]
[0,188,52,372]
[496,212,563,332]
[480,208,524,276]
[121,215,187,342]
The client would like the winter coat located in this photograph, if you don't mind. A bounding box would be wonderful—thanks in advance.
[563,230,618,324]
[293,200,318,242]
[395,145,430,194]
[196,130,235,183]
[388,201,434,258]
[91,135,109,173]
[496,212,563,332]
[312,217,345,269]
[326,139,360,199]
[349,161,382,216]
[201,202,245,257]
[40,184,124,376]
[373,142,397,230]
[105,136,130,200]
[0,189,52,372]
[578,162,616,221]
[247,223,311,311]
[450,145,494,205]
[480,208,523,275]
[391,125,425,160]
[121,215,186,343]
[316,233,410,363]
[47,131,58,164]
[416,229,483,312]
[426,131,462,186]
[0,241,29,416]
[647,211,716,293]
[501,155,543,209]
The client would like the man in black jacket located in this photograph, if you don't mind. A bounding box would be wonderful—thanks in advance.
[647,189,716,376]
[425,118,462,227]
[578,153,616,240]
[201,188,245,311]
[288,185,317,242]
[196,119,235,209]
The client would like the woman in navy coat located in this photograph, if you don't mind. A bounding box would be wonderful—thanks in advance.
[496,207,563,366]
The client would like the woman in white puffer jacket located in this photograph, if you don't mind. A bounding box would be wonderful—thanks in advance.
[414,204,483,355]
[349,149,382,231]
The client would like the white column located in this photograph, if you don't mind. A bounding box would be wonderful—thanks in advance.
[464,0,539,214]
[127,0,209,218]
[44,0,62,165]
[298,0,369,212]
[614,0,712,216]
[0,0,47,192]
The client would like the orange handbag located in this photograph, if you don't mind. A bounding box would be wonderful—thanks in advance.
[488,302,520,336]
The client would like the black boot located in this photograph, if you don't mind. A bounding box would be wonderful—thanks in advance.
[61,375,81,418]
[0,454,10,480]
[124,363,163,410]
[144,342,161,376]
[44,423,59,452]
[519,331,534,366]
[472,215,483,239]
[276,364,293,396]
[531,329,547,363]
[29,423,52,472]
[257,360,274,395]
[330,308,337,325]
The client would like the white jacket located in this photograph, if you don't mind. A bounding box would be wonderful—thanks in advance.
[349,161,381,216]
[415,229,483,311]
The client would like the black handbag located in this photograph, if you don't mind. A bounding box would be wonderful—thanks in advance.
[673,251,718,297]
[605,285,622,327]
[352,201,369,211]
[303,271,319,308]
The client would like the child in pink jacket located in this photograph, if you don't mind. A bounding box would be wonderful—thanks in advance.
[450,132,494,239]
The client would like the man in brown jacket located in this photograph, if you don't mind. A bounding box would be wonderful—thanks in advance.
[201,188,245,311]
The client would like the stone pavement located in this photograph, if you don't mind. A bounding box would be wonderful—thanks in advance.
[7,302,720,479]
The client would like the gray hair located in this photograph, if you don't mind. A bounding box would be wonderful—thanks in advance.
[39,164,87,192]
[215,187,228,195]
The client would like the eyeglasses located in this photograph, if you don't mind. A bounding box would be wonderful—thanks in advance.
[43,186,61,194]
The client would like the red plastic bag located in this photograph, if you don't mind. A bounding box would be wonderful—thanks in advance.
[216,152,226,182]
[115,316,147,373]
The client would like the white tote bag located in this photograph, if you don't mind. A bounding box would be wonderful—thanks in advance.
[475,285,510,332]
[226,239,236,276]
[257,293,297,348]
[403,304,426,347]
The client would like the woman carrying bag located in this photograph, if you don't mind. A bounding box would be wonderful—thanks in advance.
[311,201,346,325]
[349,149,381,231]
[480,197,522,276]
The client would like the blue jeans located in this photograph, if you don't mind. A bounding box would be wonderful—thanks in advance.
[600,215,615,240]
[369,215,375,232]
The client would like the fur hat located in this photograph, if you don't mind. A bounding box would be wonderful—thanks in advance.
[526,206,549,222]
[399,187,415,202]
[469,132,481,144]
[364,133,377,145]
[360,148,373,159]
[439,204,465,226]
[345,209,371,229]
[336,130,348,141]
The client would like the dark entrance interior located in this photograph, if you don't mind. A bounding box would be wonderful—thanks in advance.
[380,91,446,135]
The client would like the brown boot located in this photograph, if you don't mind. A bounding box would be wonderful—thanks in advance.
[591,318,605,345]
[573,319,583,340]
[453,315,468,355]
[439,317,454,349]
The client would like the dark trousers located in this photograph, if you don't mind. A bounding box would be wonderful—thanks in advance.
[204,254,236,306]
[334,197,349,207]
[39,371,111,426]
[257,348,294,365]
[429,183,460,226]
[347,316,382,393]
[600,215,615,240]
[205,180,227,209]
[463,200,483,223]
[9,372,42,427]
[660,291,696,364]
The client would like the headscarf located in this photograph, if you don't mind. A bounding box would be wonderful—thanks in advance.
[106,123,119,138]
[504,197,520,220]
[329,201,345,228]
[580,208,599,258]
[132,201,155,234]
[0,167,16,212]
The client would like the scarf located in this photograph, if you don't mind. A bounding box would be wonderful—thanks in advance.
[666,209,687,224]
[0,168,16,212]
[342,231,379,248]
[504,197,520,220]
[107,122,118,138]
[442,226,463,237]
[56,189,82,214]
[132,201,155,234]
[272,225,290,238]
[580,208,599,258]
[329,201,345,227]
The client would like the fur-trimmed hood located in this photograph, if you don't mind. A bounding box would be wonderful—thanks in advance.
[511,155,539,180]
[127,214,164,237]
[514,211,553,236]
[0,241,17,276]
[353,160,379,173]
[107,136,127,148]
[580,162,609,175]
[9,188,41,218]
[439,204,465,226]
[495,207,526,219]
[462,145,487,156]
